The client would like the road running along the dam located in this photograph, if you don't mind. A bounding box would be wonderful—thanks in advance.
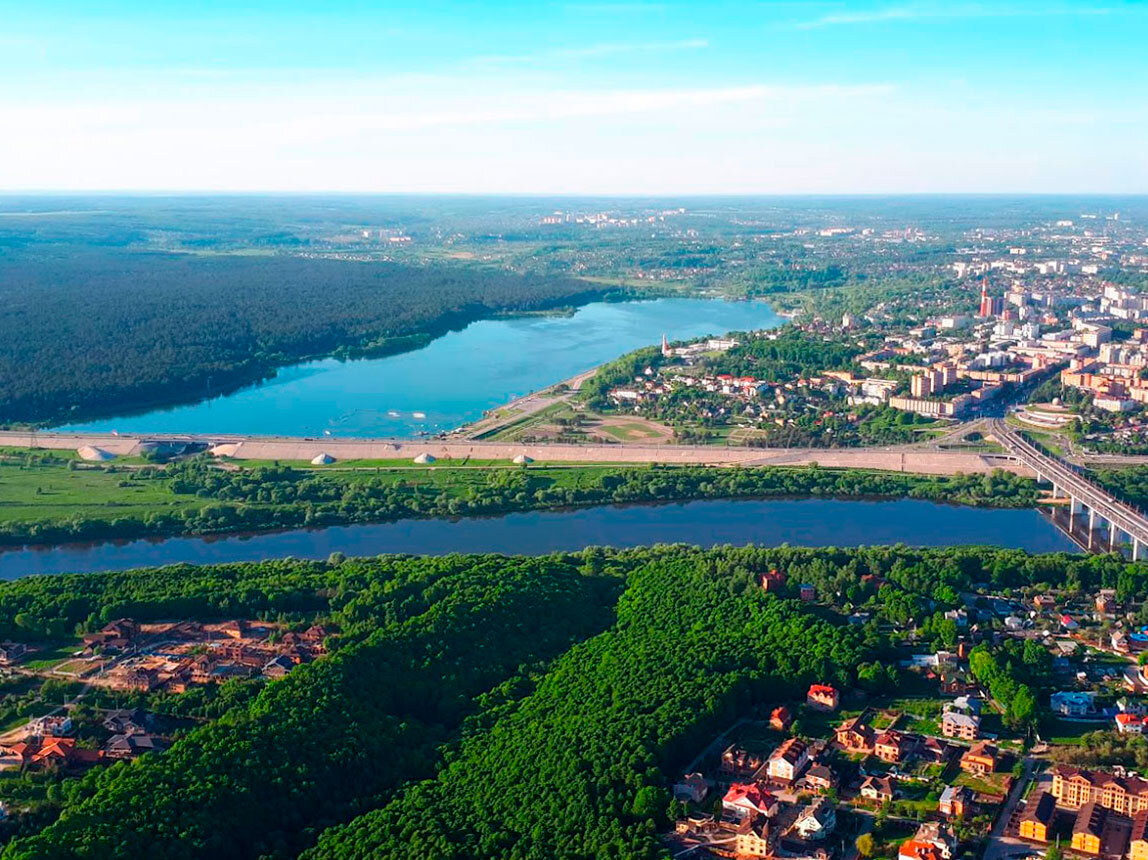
[0,431,1033,478]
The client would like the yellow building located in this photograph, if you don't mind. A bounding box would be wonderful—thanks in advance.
[1131,810,1148,860]
[1019,792,1055,842]
[1071,803,1105,855]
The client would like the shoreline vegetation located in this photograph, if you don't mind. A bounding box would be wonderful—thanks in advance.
[0,450,1039,549]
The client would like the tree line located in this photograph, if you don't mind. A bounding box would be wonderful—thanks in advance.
[0,251,605,424]
[0,459,1041,548]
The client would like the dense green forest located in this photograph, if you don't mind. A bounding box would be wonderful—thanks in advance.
[1092,465,1148,510]
[1,545,1144,858]
[0,251,606,425]
[0,452,1039,547]
[0,554,624,859]
[303,556,870,860]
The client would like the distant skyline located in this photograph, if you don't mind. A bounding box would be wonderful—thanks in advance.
[3,1,1147,194]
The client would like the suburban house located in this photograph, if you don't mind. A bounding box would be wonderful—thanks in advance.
[1071,802,1106,855]
[672,773,710,804]
[793,797,836,841]
[860,775,895,804]
[104,733,165,760]
[82,618,139,652]
[1117,713,1148,734]
[1051,691,1096,717]
[918,736,954,765]
[911,823,955,859]
[759,569,787,592]
[1033,594,1057,611]
[899,840,944,860]
[262,655,296,679]
[1019,791,1056,841]
[806,684,840,712]
[767,737,810,783]
[874,729,909,764]
[27,715,72,737]
[770,706,794,732]
[938,785,972,818]
[835,716,874,753]
[804,764,837,793]
[720,744,768,779]
[0,642,27,664]
[941,710,980,741]
[1096,589,1118,614]
[960,741,998,777]
[101,708,147,735]
[722,783,777,821]
[112,668,159,692]
[0,736,101,771]
[734,819,773,859]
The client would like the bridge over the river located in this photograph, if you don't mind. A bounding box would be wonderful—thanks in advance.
[989,418,1148,557]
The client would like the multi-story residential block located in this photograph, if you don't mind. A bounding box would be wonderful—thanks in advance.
[1052,765,1148,815]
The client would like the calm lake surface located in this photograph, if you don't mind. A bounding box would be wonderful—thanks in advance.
[0,498,1078,579]
[59,298,782,438]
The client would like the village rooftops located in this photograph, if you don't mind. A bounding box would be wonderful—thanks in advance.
[1074,801,1107,839]
[1021,791,1056,827]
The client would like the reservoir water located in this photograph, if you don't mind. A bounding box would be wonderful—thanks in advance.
[0,498,1077,579]
[59,298,782,438]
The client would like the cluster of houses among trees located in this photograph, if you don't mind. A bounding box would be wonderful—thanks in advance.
[669,682,1013,860]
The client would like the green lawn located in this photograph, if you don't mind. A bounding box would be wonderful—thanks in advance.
[954,771,1011,796]
[1045,718,1106,745]
[22,642,82,671]
[0,451,673,530]
[0,457,198,523]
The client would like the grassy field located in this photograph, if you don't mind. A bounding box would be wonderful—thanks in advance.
[0,455,200,524]
[0,450,669,529]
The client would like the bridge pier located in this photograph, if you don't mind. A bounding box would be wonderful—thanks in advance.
[1069,496,1083,530]
[995,420,1148,559]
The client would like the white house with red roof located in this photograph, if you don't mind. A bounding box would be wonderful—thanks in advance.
[722,783,778,821]
[1116,713,1147,734]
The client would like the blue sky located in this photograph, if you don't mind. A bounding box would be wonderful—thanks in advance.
[2,1,1146,193]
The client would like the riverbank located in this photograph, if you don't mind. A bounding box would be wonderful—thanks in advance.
[0,497,1076,579]
[0,449,1039,550]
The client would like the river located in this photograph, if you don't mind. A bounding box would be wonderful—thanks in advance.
[0,498,1077,579]
[58,297,782,438]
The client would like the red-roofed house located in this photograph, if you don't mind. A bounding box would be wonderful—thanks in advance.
[1117,714,1147,734]
[900,841,944,860]
[770,706,794,732]
[722,783,778,821]
[807,684,840,712]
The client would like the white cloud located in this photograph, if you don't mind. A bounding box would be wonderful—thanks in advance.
[471,38,709,66]
[797,3,1115,28]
